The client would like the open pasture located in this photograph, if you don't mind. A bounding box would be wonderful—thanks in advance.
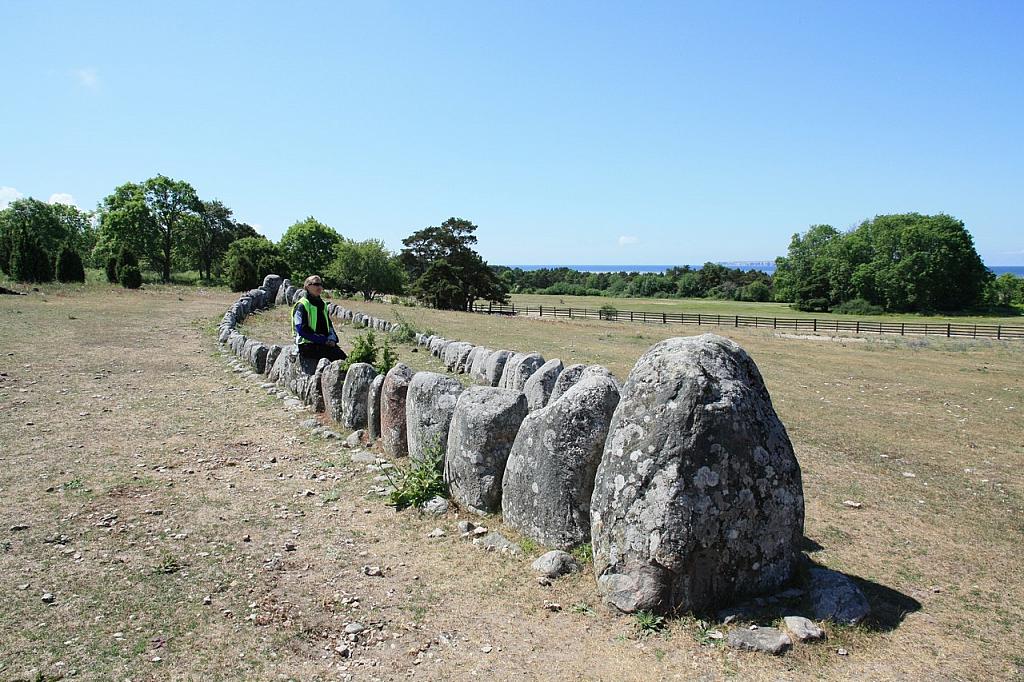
[1,284,1022,680]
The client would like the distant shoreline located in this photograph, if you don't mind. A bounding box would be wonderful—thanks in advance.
[501,263,1024,276]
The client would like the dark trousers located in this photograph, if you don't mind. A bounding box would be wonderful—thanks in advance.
[298,343,347,363]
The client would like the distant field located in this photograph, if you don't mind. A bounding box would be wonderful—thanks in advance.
[506,292,1024,326]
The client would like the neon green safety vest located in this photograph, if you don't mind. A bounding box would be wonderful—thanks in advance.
[294,297,334,344]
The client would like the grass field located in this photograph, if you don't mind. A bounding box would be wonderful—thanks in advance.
[2,282,1022,680]
[505,292,1024,326]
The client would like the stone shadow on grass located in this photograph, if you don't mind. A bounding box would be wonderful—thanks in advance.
[713,555,921,634]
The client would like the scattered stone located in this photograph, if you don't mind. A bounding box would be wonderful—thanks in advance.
[531,550,581,578]
[808,567,870,625]
[543,601,562,612]
[473,531,522,556]
[203,595,212,606]
[783,615,825,641]
[242,534,251,542]
[344,622,365,635]
[363,565,384,577]
[350,450,377,463]
[427,528,446,538]
[480,645,493,654]
[9,524,28,531]
[457,520,475,534]
[842,500,863,508]
[41,592,55,604]
[592,335,804,614]
[283,542,297,552]
[727,627,791,655]
[420,496,449,516]
[343,430,364,449]
[837,648,849,656]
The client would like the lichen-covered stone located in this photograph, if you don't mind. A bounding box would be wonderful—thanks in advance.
[483,350,513,387]
[367,374,385,440]
[320,360,347,423]
[523,358,564,411]
[591,334,804,615]
[381,363,415,458]
[406,372,463,463]
[503,352,545,391]
[807,568,870,625]
[502,375,620,550]
[341,363,378,430]
[469,347,493,384]
[444,387,529,515]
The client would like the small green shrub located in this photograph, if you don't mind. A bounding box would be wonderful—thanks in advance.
[831,298,885,315]
[384,441,447,510]
[570,543,593,565]
[56,247,85,283]
[794,297,830,312]
[343,330,399,375]
[119,264,143,289]
[599,303,618,320]
[115,246,138,278]
[10,231,53,283]
[227,254,258,292]
[388,312,419,344]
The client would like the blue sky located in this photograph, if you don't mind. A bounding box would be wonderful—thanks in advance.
[2,1,1022,265]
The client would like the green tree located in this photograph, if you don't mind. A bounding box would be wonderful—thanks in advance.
[0,198,67,275]
[179,199,236,280]
[143,175,201,282]
[94,182,157,269]
[773,225,841,307]
[278,217,343,281]
[329,239,405,300]
[9,230,53,282]
[227,254,259,292]
[56,246,86,282]
[49,203,96,261]
[400,217,507,310]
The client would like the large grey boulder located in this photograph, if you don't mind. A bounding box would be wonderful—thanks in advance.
[320,360,347,423]
[444,387,529,515]
[483,350,513,387]
[591,334,804,615]
[807,568,870,625]
[301,358,330,411]
[262,274,283,302]
[341,363,378,430]
[406,372,463,463]
[275,279,292,306]
[469,347,493,385]
[443,342,472,372]
[381,363,416,458]
[367,374,385,441]
[548,364,586,403]
[501,375,620,550]
[265,345,282,376]
[502,352,545,391]
[523,358,564,411]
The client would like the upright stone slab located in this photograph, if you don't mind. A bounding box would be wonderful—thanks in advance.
[506,352,546,391]
[523,358,564,411]
[455,344,476,373]
[548,363,586,403]
[591,334,804,615]
[320,361,347,423]
[483,350,513,387]
[265,345,282,376]
[341,363,378,430]
[275,279,292,306]
[262,274,283,303]
[406,372,463,463]
[380,363,415,458]
[444,388,529,516]
[301,358,330,412]
[469,347,493,385]
[367,374,385,441]
[498,352,526,389]
[501,375,620,550]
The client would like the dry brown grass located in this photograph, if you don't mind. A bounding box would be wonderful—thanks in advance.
[1,285,1021,681]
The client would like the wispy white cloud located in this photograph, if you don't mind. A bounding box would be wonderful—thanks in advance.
[618,235,638,247]
[0,186,23,209]
[74,67,98,88]
[48,193,76,207]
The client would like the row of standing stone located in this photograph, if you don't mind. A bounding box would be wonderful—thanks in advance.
[218,275,872,628]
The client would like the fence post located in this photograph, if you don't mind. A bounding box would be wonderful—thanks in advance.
[947,323,951,338]
[997,325,1001,340]
[539,305,543,317]
[813,318,817,332]
[662,313,666,324]
[698,314,702,326]
[512,303,516,315]
[901,322,905,335]
[773,317,777,329]
[734,315,739,327]
[630,311,634,322]
[856,321,860,334]
[973,325,977,338]
[488,301,492,314]
[569,308,573,318]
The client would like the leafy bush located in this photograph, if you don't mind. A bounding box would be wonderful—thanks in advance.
[388,312,419,344]
[831,298,885,315]
[227,254,258,292]
[10,231,53,283]
[599,303,618,320]
[119,264,142,289]
[256,253,291,281]
[343,330,399,375]
[115,246,138,277]
[105,256,119,283]
[794,297,830,312]
[633,610,667,637]
[56,247,85,283]
[384,440,447,510]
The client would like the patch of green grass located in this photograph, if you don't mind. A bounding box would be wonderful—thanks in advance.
[570,601,594,615]
[322,489,342,503]
[154,553,184,575]
[570,543,593,565]
[633,610,667,638]
[518,537,540,554]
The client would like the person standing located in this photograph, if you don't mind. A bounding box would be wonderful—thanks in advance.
[293,275,347,362]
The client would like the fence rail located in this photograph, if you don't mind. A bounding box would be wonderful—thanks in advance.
[470,303,1024,341]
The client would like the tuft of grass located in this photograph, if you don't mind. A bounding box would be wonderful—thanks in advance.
[633,610,667,638]
[570,601,594,615]
[154,553,183,575]
[518,537,540,554]
[570,543,593,565]
[384,441,447,510]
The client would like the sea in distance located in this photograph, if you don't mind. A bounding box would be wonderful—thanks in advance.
[505,263,1024,277]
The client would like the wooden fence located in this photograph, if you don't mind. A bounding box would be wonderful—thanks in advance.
[470,303,1024,341]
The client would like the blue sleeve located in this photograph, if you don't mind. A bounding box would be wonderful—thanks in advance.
[294,306,329,344]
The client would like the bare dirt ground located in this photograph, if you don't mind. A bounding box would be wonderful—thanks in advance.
[1,285,1022,681]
